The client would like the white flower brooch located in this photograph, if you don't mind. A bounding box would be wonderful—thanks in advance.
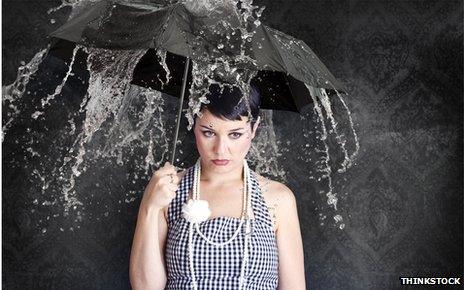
[182,199,212,223]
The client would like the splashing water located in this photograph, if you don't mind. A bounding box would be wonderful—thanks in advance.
[47,0,100,19]
[333,87,361,170]
[58,47,147,215]
[104,86,170,171]
[307,86,336,208]
[304,85,360,229]
[3,46,50,138]
[248,110,286,181]
[156,49,172,89]
[37,45,81,116]
[3,0,360,232]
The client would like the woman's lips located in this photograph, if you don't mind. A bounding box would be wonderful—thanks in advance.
[212,159,229,166]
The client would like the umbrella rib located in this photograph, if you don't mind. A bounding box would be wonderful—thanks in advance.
[261,25,288,73]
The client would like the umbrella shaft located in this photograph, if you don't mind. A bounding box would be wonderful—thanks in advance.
[170,57,190,165]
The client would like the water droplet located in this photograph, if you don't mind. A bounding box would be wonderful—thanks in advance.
[50,19,56,24]
[31,111,43,119]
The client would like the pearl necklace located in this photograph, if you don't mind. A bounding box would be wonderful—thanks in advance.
[182,157,252,290]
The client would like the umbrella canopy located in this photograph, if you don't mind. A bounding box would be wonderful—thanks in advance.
[50,0,346,113]
[43,1,357,216]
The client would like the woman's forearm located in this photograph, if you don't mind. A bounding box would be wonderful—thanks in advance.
[129,204,167,290]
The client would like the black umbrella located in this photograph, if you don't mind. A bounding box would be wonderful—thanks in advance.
[49,0,347,164]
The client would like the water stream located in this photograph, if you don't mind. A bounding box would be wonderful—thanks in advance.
[3,0,359,232]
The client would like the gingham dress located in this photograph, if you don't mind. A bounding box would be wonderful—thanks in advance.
[165,165,279,289]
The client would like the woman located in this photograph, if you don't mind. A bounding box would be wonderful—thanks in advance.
[129,84,305,290]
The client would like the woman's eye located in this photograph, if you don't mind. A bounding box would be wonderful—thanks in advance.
[230,132,243,139]
[202,130,214,137]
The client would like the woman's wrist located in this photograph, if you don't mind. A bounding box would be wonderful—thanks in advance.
[139,200,163,217]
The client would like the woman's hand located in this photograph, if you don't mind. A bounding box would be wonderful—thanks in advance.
[130,161,185,289]
[141,161,185,211]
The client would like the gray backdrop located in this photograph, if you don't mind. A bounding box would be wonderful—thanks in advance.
[3,0,463,289]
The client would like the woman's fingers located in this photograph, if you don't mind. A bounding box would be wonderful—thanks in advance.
[154,163,178,179]
[158,171,181,185]
[171,169,187,185]
[163,161,178,172]
[142,162,185,209]
[177,169,187,180]
[167,182,179,193]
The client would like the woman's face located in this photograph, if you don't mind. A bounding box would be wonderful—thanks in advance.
[193,108,260,174]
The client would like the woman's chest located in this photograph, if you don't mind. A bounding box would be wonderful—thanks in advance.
[165,218,279,278]
[188,187,257,220]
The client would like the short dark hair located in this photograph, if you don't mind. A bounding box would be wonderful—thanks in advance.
[195,83,261,128]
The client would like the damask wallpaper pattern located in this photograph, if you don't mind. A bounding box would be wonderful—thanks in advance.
[3,0,462,289]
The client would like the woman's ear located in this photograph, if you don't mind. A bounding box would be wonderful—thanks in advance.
[251,116,261,138]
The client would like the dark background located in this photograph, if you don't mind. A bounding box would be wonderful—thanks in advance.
[3,0,463,289]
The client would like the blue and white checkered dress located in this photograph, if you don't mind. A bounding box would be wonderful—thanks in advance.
[165,165,279,289]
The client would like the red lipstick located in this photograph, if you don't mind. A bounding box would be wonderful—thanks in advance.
[212,159,230,166]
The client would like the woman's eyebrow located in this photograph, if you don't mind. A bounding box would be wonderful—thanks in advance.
[200,125,215,130]
[229,127,245,132]
[199,125,244,132]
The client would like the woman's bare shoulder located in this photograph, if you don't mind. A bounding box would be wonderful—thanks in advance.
[255,173,295,200]
[255,173,296,232]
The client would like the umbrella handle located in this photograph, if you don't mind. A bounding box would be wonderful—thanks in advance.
[170,57,190,166]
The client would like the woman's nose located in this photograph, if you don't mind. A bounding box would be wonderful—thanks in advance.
[214,136,229,154]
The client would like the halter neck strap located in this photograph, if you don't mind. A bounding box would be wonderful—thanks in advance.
[167,161,274,229]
